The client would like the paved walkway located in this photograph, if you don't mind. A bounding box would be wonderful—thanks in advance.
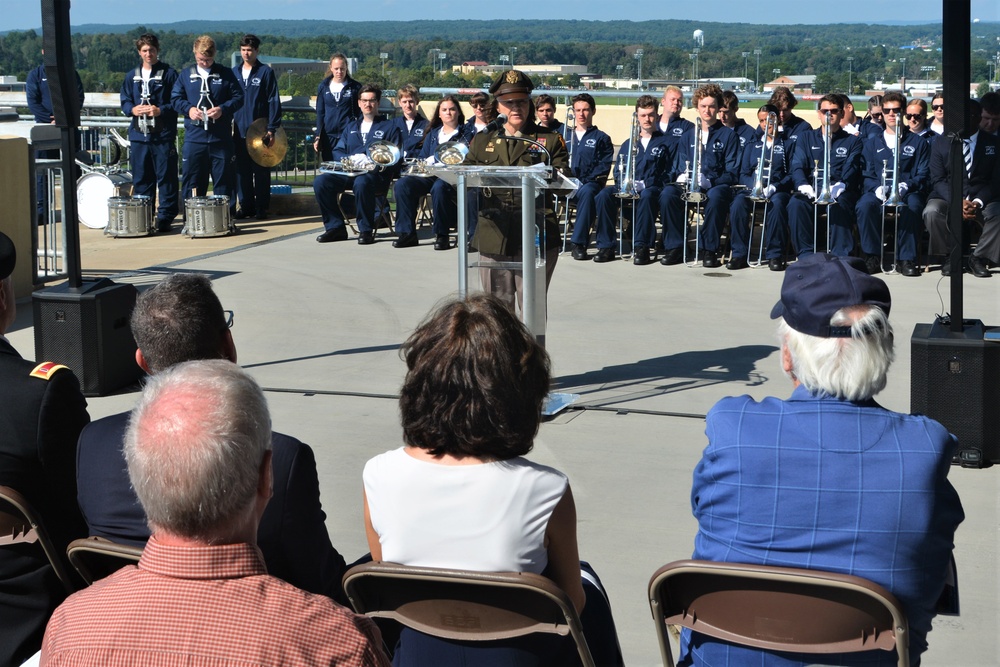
[7,210,999,666]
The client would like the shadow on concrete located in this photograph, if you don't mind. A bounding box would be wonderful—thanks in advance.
[242,343,402,369]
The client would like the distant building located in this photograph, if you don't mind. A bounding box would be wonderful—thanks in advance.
[762,75,815,94]
[229,53,338,79]
[454,63,589,78]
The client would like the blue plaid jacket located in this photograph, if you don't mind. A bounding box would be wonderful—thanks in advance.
[682,387,964,666]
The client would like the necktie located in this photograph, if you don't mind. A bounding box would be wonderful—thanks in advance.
[963,139,972,177]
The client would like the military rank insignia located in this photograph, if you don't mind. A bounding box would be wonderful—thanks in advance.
[30,361,69,380]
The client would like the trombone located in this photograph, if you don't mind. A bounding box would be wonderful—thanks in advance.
[747,111,778,268]
[562,105,577,253]
[880,119,905,274]
[613,112,641,258]
[681,122,706,267]
[319,140,402,175]
[812,109,836,252]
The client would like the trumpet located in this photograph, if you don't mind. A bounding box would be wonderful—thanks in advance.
[319,140,402,175]
[614,112,640,200]
[565,105,576,167]
[135,74,155,134]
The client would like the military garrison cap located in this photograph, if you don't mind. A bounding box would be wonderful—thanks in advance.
[489,69,534,98]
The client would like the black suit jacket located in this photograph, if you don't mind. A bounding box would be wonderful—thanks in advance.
[76,413,348,602]
[928,130,1000,203]
[0,338,89,667]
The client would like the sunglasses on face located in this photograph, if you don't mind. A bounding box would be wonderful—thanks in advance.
[905,113,924,120]
[870,113,883,119]
[882,107,901,115]
[932,104,944,111]
[470,103,486,109]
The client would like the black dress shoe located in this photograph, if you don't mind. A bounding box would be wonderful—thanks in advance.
[357,231,376,245]
[316,227,348,243]
[633,246,652,266]
[726,256,749,271]
[593,247,616,263]
[768,257,787,272]
[863,255,881,275]
[434,235,451,251]
[571,243,589,261]
[393,232,419,248]
[255,210,268,221]
[702,250,721,268]
[659,248,682,266]
[234,210,254,220]
[940,261,952,277]
[898,260,920,277]
[969,255,992,278]
[155,220,172,233]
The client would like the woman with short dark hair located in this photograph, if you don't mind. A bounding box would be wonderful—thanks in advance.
[362,294,620,665]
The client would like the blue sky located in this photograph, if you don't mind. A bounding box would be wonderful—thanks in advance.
[6,0,999,31]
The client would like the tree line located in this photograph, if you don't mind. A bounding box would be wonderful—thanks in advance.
[1,19,997,98]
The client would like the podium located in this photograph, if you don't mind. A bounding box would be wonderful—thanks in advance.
[430,164,576,342]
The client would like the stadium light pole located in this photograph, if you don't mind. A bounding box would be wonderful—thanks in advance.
[753,49,762,92]
[635,49,644,90]
[847,57,854,95]
[742,51,750,87]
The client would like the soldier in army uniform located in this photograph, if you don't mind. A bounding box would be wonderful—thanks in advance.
[466,69,571,312]
[0,231,90,666]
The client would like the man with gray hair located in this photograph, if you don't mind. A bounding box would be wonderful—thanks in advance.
[76,273,348,601]
[683,253,964,667]
[42,361,388,665]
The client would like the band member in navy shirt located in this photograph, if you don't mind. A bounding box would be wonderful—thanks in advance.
[233,34,282,221]
[314,54,361,161]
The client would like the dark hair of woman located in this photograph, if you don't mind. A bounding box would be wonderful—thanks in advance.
[428,94,466,130]
[399,294,551,459]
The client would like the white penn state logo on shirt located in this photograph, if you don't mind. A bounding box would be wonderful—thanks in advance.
[835,146,848,157]
[585,139,597,148]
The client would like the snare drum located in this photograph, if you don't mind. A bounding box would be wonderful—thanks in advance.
[105,196,153,237]
[184,196,232,237]
[77,171,133,229]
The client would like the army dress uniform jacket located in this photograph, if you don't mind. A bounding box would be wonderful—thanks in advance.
[467,123,570,255]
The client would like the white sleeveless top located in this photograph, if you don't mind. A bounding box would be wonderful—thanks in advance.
[363,447,568,574]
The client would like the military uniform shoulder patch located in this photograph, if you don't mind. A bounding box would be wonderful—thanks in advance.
[30,361,69,380]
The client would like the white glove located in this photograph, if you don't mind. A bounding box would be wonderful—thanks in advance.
[830,182,846,200]
[875,185,887,201]
[798,184,816,199]
[897,182,909,197]
[676,173,689,184]
[697,174,712,190]
[350,154,368,168]
[424,155,436,165]
[634,179,646,193]
[764,185,777,198]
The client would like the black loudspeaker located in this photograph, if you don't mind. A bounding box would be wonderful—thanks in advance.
[41,0,80,128]
[911,318,1000,468]
[32,279,141,397]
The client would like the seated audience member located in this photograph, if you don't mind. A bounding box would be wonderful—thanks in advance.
[392,95,470,250]
[534,93,566,137]
[980,91,1000,137]
[684,254,964,667]
[0,232,89,666]
[43,361,388,666]
[75,273,348,602]
[923,99,1000,277]
[906,98,936,147]
[363,294,623,666]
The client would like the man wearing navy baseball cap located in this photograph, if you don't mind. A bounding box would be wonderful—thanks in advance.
[682,253,964,667]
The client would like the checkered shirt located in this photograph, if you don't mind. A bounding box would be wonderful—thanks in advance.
[41,536,389,667]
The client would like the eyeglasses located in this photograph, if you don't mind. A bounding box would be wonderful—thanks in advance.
[870,112,883,119]
[932,104,944,111]
[882,107,902,115]
[359,97,378,105]
[223,310,234,328]
[470,102,486,109]
[819,108,841,116]
[905,113,925,120]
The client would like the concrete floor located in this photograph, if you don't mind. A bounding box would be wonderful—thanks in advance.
[7,214,999,666]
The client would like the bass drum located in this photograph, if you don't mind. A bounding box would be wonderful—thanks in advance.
[77,171,133,229]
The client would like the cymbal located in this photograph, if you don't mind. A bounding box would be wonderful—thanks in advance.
[246,118,288,167]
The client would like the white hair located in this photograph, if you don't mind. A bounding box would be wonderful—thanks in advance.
[125,359,271,540]
[779,305,894,402]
